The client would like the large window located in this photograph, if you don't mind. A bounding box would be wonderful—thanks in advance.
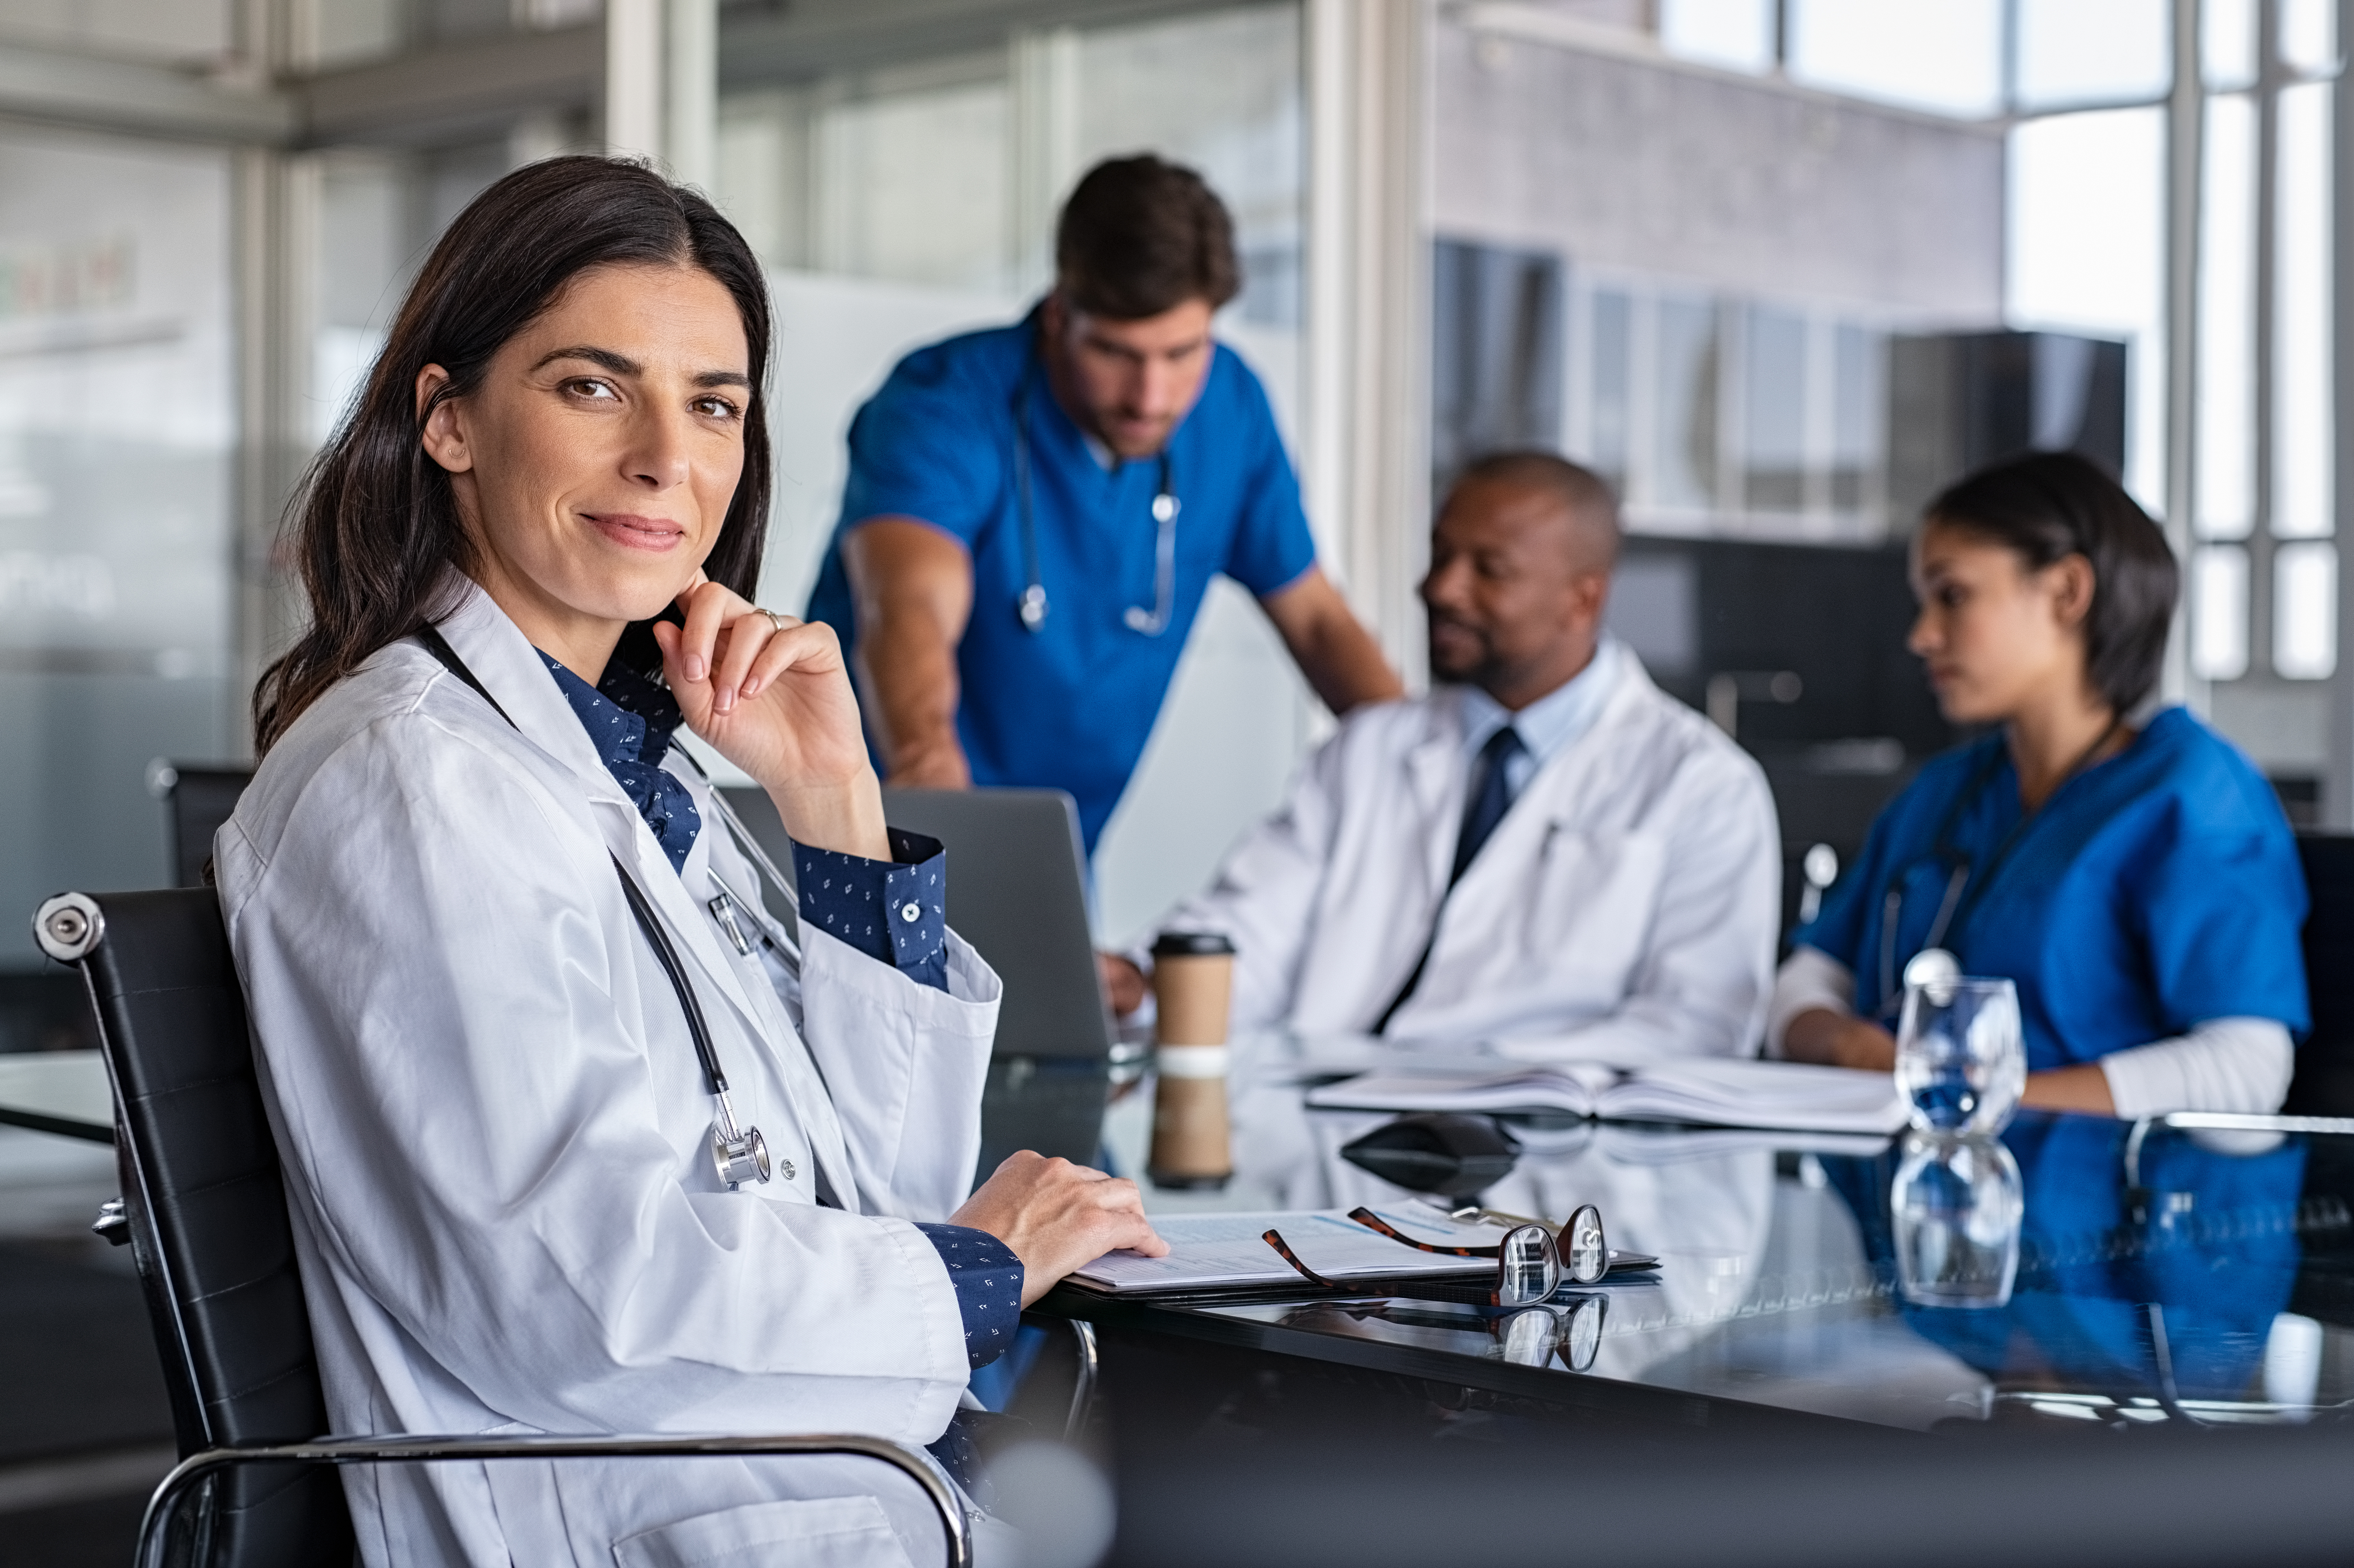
[1663,0,2343,695]
[1997,0,2342,812]
[2186,10,2337,687]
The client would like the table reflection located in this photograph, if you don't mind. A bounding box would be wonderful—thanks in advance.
[1827,1116,2321,1416]
[1095,1038,2354,1429]
[1890,1134,2024,1309]
[1211,1070,1777,1377]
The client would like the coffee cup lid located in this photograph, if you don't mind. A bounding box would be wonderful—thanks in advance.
[1152,930,1236,957]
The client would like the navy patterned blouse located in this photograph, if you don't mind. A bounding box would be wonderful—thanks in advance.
[536,649,1021,1369]
[538,653,700,871]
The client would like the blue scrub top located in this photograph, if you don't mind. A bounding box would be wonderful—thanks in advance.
[805,303,1319,853]
[1795,707,2309,1069]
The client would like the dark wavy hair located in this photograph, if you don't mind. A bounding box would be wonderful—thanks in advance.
[253,156,772,753]
[1924,450,2179,715]
[1055,154,1240,319]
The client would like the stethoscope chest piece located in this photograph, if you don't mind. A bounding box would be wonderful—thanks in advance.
[711,1089,781,1189]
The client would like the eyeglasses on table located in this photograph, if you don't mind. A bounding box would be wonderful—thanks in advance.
[1260,1203,1608,1306]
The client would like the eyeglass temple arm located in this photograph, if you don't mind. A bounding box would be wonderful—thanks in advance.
[1261,1228,1340,1289]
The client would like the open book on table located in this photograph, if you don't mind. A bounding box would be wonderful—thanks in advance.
[1305,1057,1909,1136]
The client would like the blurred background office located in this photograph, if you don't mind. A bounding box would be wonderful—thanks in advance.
[3,0,2350,981]
[1,0,2350,1556]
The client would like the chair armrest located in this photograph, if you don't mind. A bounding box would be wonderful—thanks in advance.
[1022,1311,1101,1443]
[139,1432,971,1568]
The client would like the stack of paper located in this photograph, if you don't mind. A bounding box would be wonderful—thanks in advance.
[1070,1208,1497,1294]
[1306,1058,1908,1136]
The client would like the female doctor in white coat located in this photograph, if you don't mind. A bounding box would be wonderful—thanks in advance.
[222,156,1162,1568]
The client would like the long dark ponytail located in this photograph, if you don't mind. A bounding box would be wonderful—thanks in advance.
[254,156,773,753]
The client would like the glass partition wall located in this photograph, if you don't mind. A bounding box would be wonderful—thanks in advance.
[706,4,1305,610]
[0,118,238,985]
[703,3,1310,944]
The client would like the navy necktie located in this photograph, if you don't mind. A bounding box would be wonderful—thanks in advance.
[1450,725,1527,887]
[1374,724,1528,1033]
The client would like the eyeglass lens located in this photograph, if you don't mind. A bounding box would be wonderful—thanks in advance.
[1495,1224,1558,1306]
[1561,1204,1607,1285]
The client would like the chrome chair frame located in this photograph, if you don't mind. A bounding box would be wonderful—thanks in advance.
[139,1435,969,1568]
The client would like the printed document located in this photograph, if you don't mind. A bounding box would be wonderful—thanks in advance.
[1072,1208,1498,1294]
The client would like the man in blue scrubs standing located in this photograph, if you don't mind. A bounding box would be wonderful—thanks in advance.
[804,155,1400,870]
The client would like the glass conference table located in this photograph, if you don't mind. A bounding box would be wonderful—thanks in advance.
[14,1037,2353,1434]
[1045,1035,2354,1438]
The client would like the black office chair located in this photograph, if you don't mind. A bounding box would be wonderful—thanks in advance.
[156,765,254,888]
[33,888,968,1568]
[2288,833,2354,1116]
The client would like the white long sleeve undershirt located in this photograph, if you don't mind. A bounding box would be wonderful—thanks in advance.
[1764,946,2293,1118]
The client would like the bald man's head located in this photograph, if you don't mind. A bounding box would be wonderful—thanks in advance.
[1453,452,1621,571]
[1419,453,1620,709]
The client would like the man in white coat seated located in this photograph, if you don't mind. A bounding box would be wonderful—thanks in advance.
[1105,452,1781,1056]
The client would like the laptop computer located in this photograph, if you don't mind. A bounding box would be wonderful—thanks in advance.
[718,785,1115,1173]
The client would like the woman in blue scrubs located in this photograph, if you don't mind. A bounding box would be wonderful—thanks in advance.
[1773,452,2308,1116]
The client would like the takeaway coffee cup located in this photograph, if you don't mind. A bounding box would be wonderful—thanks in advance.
[1148,931,1236,1189]
[1151,930,1236,1046]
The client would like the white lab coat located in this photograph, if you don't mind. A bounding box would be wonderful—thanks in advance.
[1161,657,1781,1057]
[216,578,1003,1568]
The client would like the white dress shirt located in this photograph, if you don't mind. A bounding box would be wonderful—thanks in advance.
[1455,636,1626,799]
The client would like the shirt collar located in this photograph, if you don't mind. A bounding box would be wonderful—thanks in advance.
[535,649,701,873]
[1454,635,1624,767]
[533,651,686,773]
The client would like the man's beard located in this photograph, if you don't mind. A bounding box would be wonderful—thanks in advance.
[1097,409,1177,459]
[1426,622,1500,688]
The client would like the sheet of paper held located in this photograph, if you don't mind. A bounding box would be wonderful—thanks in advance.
[1069,1208,1498,1294]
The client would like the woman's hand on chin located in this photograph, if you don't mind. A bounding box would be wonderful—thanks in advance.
[654,576,890,859]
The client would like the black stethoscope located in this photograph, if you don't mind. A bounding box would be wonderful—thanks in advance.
[418,626,787,1192]
[1009,361,1180,636]
[1874,718,2126,1020]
